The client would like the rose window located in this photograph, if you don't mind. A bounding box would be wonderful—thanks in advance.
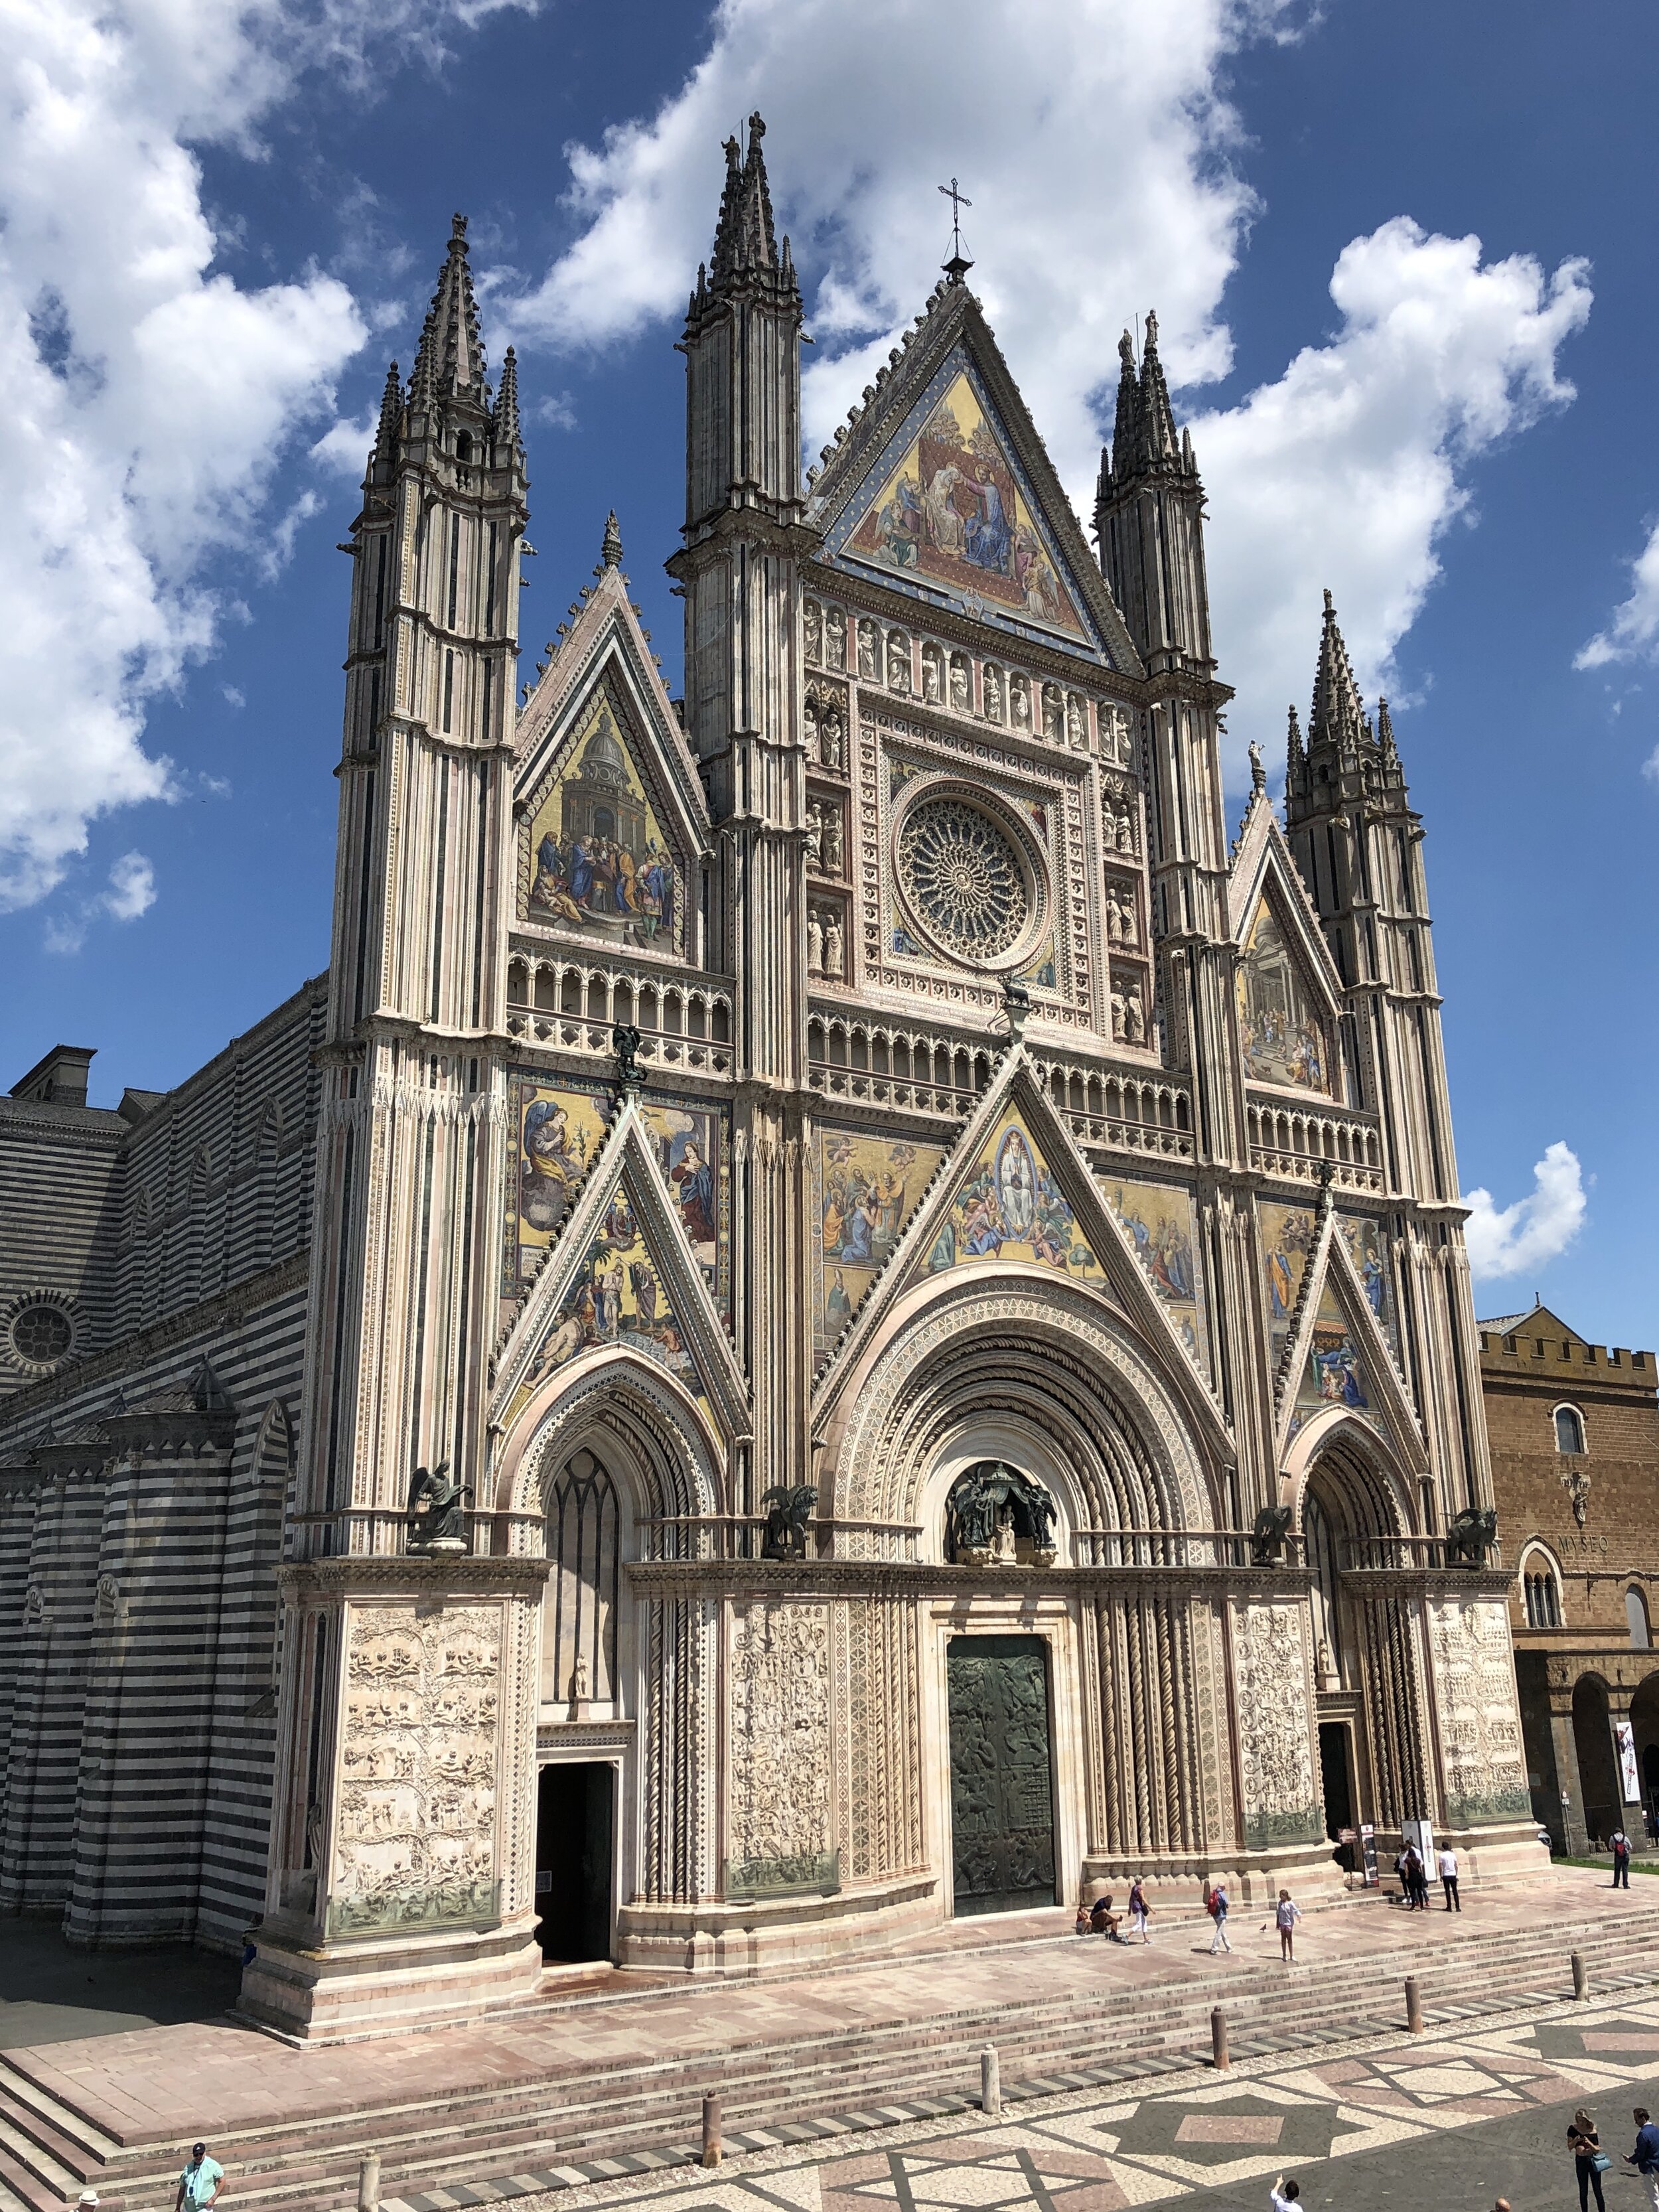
[898,798,1030,963]
[11,1303,71,1367]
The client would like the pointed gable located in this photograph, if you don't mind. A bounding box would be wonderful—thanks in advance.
[1271,1208,1426,1473]
[1236,893,1334,1096]
[810,284,1140,674]
[493,1098,745,1443]
[514,548,709,961]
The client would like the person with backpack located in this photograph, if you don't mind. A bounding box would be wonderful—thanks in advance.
[1609,1827,1632,1889]
[1206,1879,1232,1954]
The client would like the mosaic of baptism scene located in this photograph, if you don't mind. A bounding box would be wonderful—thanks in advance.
[506,1074,728,1301]
[920,1113,1108,1287]
[1260,1199,1317,1355]
[1237,899,1330,1092]
[507,1169,712,1422]
[813,1129,948,1356]
[1287,1280,1384,1442]
[524,694,682,952]
[1098,1173,1209,1374]
[837,358,1089,642]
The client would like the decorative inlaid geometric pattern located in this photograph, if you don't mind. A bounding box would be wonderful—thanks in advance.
[898,798,1029,964]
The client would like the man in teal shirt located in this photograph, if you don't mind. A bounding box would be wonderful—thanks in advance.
[176,2143,224,2212]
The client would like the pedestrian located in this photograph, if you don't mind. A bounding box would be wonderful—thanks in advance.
[1409,1844,1431,1909]
[1569,2108,1608,2212]
[1269,2174,1300,2212]
[1625,2105,1659,2212]
[1090,1892,1124,1941]
[1437,1842,1461,1911]
[1274,1888,1303,1962]
[1074,1901,1092,1937]
[1407,1840,1433,1911]
[1206,1880,1232,1954]
[175,2146,226,2212]
[1128,1876,1151,1944]
[1609,1826,1632,1889]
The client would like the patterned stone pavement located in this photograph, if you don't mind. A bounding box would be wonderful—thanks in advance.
[439,1994,1659,2212]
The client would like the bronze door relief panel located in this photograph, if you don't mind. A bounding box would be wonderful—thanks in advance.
[946,1634,1057,1915]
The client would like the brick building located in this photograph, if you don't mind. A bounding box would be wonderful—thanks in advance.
[1482,1303,1659,1852]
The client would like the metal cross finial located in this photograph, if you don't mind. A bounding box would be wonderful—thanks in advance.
[938,177,973,263]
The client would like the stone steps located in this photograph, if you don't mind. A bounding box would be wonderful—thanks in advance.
[1,1907,1653,2212]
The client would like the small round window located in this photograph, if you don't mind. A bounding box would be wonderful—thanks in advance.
[11,1303,71,1368]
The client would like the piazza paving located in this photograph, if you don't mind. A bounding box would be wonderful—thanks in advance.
[480,1992,1659,2212]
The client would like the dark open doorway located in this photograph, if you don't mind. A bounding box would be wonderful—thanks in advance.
[535,1761,615,1963]
[1319,1720,1356,1863]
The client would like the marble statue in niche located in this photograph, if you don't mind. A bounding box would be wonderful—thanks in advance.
[857,619,879,680]
[808,907,845,980]
[804,599,823,666]
[806,798,843,875]
[983,664,1005,723]
[1066,694,1086,746]
[949,653,970,711]
[826,606,847,670]
[1010,674,1031,730]
[920,642,943,703]
[887,630,912,693]
[1109,978,1145,1045]
[1042,684,1064,740]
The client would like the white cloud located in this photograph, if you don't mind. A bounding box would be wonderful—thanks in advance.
[310,411,380,477]
[1195,222,1591,767]
[512,5,1589,786]
[0,0,528,915]
[1575,517,1659,670]
[104,851,157,921]
[511,0,1299,458]
[1463,1141,1587,1282]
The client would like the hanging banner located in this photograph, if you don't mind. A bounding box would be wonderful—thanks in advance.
[1616,1719,1641,1805]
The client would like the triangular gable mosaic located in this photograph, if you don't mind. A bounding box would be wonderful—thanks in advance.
[1096,1172,1210,1380]
[824,349,1104,658]
[910,1108,1110,1289]
[814,1126,949,1361]
[500,1150,724,1433]
[1259,1198,1317,1360]
[504,1071,730,1319]
[1237,895,1334,1096]
[1287,1279,1381,1445]
[522,690,684,955]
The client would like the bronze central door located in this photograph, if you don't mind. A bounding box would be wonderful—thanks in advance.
[946,1635,1056,1915]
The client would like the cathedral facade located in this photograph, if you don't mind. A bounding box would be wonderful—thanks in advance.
[0,120,1535,2038]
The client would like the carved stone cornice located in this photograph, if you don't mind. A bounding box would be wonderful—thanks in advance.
[626,1560,1315,1598]
[1340,1568,1514,1601]
[278,1555,551,1600]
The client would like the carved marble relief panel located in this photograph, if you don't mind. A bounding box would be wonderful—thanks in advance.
[729,1601,832,1890]
[1426,1597,1530,1826]
[1230,1597,1323,1851]
[331,1601,504,1937]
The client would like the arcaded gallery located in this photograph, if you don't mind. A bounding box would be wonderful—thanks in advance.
[0,119,1536,2039]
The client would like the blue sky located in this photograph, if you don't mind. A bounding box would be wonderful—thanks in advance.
[3,0,1656,1347]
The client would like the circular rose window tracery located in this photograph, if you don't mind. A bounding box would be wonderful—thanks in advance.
[897,796,1031,964]
[10,1302,72,1368]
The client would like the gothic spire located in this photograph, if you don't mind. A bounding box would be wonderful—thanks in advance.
[1308,589,1372,755]
[411,214,487,405]
[1107,310,1194,484]
[709,113,780,287]
[374,359,403,459]
[493,344,522,452]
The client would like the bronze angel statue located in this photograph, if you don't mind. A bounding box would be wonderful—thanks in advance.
[407,1459,472,1551]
